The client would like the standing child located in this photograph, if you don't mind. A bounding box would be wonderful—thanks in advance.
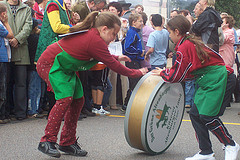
[152,15,239,160]
[122,13,144,111]
[145,14,169,70]
[37,11,147,158]
[27,18,43,118]
[0,3,14,124]
[88,62,110,115]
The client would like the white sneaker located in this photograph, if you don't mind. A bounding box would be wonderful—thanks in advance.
[225,142,240,160]
[98,106,110,116]
[185,152,215,160]
[92,108,100,116]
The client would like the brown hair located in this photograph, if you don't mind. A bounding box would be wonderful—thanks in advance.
[222,15,235,29]
[179,9,190,17]
[167,15,210,64]
[128,13,142,26]
[69,11,121,33]
[135,4,144,11]
[140,12,147,25]
[0,3,7,14]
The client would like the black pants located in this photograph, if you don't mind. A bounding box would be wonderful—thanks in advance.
[124,61,142,106]
[79,71,92,112]
[219,73,236,115]
[7,64,28,118]
[189,104,234,154]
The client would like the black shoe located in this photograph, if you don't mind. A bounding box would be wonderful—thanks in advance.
[38,142,61,158]
[78,113,87,121]
[121,105,127,112]
[58,138,88,156]
[81,108,96,117]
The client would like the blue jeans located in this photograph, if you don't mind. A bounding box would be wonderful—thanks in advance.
[28,71,41,115]
[102,78,112,108]
[185,79,195,106]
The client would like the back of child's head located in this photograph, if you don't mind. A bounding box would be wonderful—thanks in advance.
[128,13,142,26]
[151,14,162,27]
[0,3,7,14]
[140,12,147,25]
[69,11,121,33]
[167,15,191,36]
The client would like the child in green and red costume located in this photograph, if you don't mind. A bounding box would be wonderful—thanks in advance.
[152,15,239,160]
[37,11,148,158]
[34,0,72,116]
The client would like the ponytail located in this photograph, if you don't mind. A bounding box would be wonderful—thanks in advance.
[69,11,121,33]
[69,11,99,32]
[167,15,210,64]
[187,34,210,64]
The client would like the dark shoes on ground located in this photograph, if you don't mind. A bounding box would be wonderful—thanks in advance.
[38,142,61,158]
[38,139,87,158]
[58,139,88,157]
[81,108,96,117]
[121,105,127,112]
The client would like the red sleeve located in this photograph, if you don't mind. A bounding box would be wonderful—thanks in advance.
[160,50,191,83]
[226,65,234,75]
[88,37,142,78]
[47,2,59,13]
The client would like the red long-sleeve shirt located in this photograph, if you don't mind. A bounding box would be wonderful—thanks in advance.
[40,28,142,78]
[160,36,225,83]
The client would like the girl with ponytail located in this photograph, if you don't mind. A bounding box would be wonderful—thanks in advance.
[37,11,147,158]
[152,15,239,160]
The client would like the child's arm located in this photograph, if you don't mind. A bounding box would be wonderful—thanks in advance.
[1,13,14,39]
[4,22,14,39]
[145,47,154,61]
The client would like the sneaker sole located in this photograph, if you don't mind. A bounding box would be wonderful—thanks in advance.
[38,147,61,158]
[58,148,88,157]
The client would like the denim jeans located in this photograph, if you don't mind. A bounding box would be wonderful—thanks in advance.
[185,79,195,106]
[28,71,41,115]
[102,78,112,108]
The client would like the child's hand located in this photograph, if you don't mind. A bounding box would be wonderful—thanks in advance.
[118,55,131,62]
[139,67,148,75]
[145,53,150,62]
[141,50,145,57]
[151,67,165,76]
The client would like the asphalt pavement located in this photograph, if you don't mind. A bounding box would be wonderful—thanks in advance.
[0,103,240,160]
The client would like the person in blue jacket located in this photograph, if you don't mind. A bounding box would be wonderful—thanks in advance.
[122,12,144,111]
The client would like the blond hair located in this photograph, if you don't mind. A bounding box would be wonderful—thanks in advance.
[207,0,215,8]
[128,13,142,26]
